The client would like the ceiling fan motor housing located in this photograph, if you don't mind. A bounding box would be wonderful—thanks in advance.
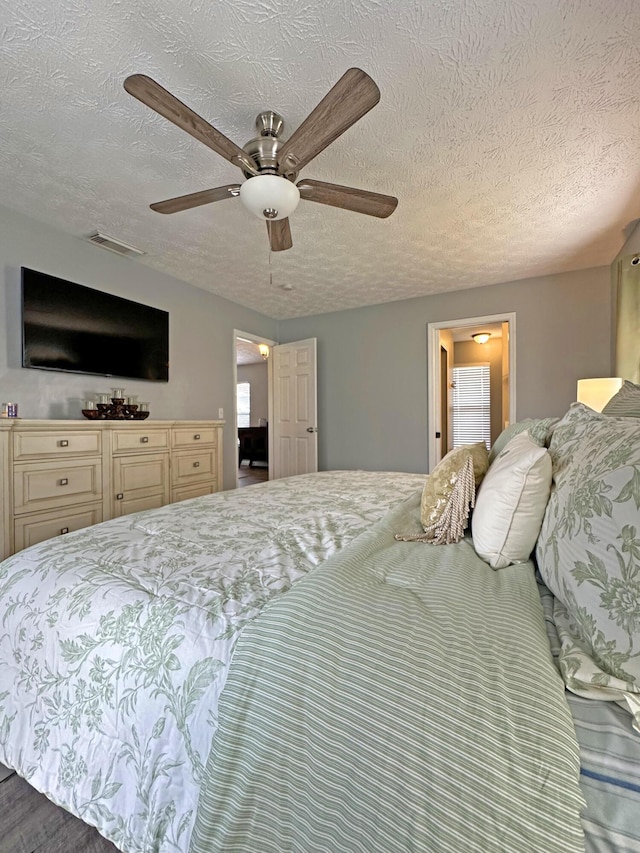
[241,111,297,180]
[256,110,283,137]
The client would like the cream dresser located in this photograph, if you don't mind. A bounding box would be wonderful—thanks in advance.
[1,419,224,559]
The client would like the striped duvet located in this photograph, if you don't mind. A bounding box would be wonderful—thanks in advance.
[191,492,586,853]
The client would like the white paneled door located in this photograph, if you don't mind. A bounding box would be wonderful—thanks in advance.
[271,338,318,479]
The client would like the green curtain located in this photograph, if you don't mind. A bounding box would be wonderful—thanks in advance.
[615,256,640,382]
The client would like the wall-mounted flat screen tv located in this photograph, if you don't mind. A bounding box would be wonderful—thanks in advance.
[21,268,169,381]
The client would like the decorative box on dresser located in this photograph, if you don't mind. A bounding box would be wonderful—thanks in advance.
[1,419,224,558]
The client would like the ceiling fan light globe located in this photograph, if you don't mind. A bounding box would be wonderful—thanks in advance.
[239,174,300,221]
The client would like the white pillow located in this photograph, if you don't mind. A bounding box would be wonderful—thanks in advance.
[472,431,552,569]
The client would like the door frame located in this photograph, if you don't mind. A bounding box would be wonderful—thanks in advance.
[427,312,517,472]
[233,329,278,487]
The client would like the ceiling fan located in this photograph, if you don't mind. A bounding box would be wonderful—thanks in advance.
[123,68,398,252]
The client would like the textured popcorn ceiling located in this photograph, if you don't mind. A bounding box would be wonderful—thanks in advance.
[2,0,640,319]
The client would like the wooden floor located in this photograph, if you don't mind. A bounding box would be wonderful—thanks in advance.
[238,462,269,486]
[0,763,120,853]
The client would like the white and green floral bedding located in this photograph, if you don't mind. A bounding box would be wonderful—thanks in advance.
[0,470,425,853]
[535,404,640,730]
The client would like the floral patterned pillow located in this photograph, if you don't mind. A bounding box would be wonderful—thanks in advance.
[489,417,558,463]
[536,403,640,729]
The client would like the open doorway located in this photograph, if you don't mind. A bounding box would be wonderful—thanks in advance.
[233,333,319,485]
[234,331,276,488]
[427,313,516,471]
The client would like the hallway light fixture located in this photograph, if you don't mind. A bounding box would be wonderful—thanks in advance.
[472,332,491,344]
[576,377,623,412]
[258,343,270,360]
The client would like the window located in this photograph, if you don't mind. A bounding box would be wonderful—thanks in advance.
[451,364,491,449]
[237,382,251,427]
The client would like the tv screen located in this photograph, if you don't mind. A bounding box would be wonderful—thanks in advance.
[21,268,169,382]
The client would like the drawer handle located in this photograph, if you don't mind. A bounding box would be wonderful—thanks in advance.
[194,434,201,440]
[140,436,149,444]
[60,527,69,535]
[59,478,69,486]
[193,461,200,468]
[59,440,69,447]
[116,493,124,500]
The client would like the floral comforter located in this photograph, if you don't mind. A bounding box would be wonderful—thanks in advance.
[0,470,425,853]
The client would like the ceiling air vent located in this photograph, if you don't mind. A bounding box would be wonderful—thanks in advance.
[85,232,145,258]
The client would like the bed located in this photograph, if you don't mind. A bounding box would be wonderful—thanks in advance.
[0,395,639,852]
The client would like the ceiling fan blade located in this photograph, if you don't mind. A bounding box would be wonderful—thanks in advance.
[297,179,398,218]
[124,74,257,173]
[277,68,380,175]
[267,219,293,252]
[150,185,241,214]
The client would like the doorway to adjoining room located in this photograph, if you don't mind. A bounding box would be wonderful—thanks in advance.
[235,334,272,487]
[427,314,516,472]
[233,331,319,485]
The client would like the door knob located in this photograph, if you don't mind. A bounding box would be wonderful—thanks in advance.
[306,427,318,433]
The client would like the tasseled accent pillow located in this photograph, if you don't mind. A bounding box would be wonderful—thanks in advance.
[396,443,489,545]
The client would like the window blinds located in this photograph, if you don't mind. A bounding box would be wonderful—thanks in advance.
[236,382,251,428]
[451,364,491,449]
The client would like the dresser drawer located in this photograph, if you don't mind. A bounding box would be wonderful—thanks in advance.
[111,428,170,454]
[172,427,218,448]
[172,449,217,485]
[14,503,103,552]
[13,430,102,461]
[113,452,169,492]
[171,482,218,504]
[13,458,103,514]
[112,492,166,518]
[112,452,170,516]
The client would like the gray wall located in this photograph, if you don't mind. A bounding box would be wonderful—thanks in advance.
[0,205,277,489]
[237,362,269,425]
[0,204,614,484]
[279,266,612,474]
